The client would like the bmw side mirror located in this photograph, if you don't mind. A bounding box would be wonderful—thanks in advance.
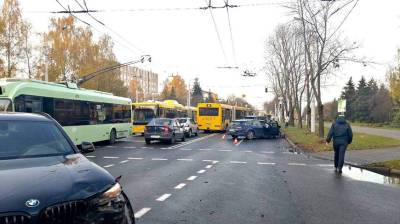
[81,141,95,153]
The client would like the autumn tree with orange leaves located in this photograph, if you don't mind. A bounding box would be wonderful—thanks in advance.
[160,74,188,105]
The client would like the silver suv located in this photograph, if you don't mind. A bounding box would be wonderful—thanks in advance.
[177,118,199,137]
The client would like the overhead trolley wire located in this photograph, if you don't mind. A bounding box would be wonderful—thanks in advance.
[224,0,237,66]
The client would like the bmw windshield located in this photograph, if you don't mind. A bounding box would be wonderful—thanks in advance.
[0,121,74,159]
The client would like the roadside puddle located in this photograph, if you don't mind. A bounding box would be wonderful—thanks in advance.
[341,166,400,186]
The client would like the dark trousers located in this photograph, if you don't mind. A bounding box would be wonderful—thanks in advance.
[333,144,347,170]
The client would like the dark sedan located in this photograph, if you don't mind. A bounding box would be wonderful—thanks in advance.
[144,118,186,144]
[227,119,282,140]
[0,113,135,224]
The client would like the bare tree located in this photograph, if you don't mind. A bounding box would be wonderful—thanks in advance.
[290,0,359,137]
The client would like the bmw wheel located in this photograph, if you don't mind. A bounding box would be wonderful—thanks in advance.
[246,131,255,140]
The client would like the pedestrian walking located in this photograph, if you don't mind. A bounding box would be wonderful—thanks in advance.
[326,114,353,174]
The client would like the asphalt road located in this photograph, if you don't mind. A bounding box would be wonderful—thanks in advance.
[86,133,400,224]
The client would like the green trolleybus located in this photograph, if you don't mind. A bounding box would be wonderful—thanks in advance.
[0,79,132,145]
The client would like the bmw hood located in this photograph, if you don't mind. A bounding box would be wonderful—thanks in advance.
[0,154,115,214]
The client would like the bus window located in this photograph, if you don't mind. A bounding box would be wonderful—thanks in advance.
[199,107,219,116]
[134,108,156,122]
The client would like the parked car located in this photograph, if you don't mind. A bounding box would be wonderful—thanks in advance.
[144,118,186,144]
[0,113,135,224]
[177,118,199,137]
[227,119,283,140]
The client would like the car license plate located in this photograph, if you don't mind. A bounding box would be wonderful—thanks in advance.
[151,135,160,139]
[229,129,235,132]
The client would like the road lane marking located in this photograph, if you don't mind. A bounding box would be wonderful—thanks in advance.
[141,147,149,149]
[261,151,275,154]
[187,176,197,181]
[197,169,206,174]
[156,194,171,201]
[105,146,114,148]
[174,183,186,189]
[230,161,247,164]
[134,208,151,218]
[161,147,170,149]
[152,158,168,161]
[205,165,213,169]
[199,148,213,151]
[316,164,334,167]
[288,163,307,166]
[202,159,214,162]
[177,158,193,161]
[243,150,252,153]
[212,160,219,164]
[219,149,232,152]
[86,155,96,158]
[128,157,144,160]
[103,164,114,168]
[180,148,193,151]
[168,133,218,149]
[120,160,129,164]
[257,162,276,165]
[103,156,119,159]
[123,146,136,149]
[235,139,244,146]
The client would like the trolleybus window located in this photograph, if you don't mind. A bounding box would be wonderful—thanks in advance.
[199,107,219,116]
[0,99,11,112]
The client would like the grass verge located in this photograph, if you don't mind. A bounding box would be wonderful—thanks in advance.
[284,127,400,152]
[369,160,400,170]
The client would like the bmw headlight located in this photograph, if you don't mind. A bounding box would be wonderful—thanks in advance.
[94,183,124,211]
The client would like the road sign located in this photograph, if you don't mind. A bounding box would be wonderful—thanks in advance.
[338,99,346,113]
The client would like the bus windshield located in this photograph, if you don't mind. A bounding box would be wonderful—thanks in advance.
[0,99,11,112]
[134,108,156,122]
[199,108,219,116]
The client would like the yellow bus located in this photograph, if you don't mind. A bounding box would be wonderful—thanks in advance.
[197,103,252,132]
[132,100,187,134]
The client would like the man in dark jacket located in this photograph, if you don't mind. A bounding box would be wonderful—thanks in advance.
[326,115,353,174]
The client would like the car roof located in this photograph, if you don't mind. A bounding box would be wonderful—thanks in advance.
[0,112,51,122]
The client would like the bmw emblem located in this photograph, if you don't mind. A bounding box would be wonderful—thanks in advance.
[25,199,40,208]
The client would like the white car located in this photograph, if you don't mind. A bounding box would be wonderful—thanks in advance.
[177,118,199,137]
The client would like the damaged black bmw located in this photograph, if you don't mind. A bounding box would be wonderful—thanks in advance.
[0,113,135,224]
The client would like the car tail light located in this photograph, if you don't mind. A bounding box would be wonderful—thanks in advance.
[163,126,171,134]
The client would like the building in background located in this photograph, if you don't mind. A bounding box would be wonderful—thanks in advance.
[120,66,158,101]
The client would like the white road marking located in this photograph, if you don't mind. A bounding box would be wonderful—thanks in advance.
[174,183,186,189]
[230,161,247,164]
[177,158,193,161]
[86,155,96,158]
[103,164,114,168]
[288,163,307,166]
[128,157,144,160]
[257,162,276,165]
[205,165,213,169]
[212,160,219,164]
[282,152,293,154]
[156,194,171,201]
[202,159,214,162]
[105,146,114,148]
[152,158,168,161]
[261,151,275,154]
[103,156,119,159]
[161,148,170,149]
[180,148,193,151]
[199,148,213,151]
[187,176,197,181]
[134,207,151,218]
[197,169,206,174]
[316,164,334,167]
[141,147,149,149]
[123,146,136,149]
[243,150,252,153]
[120,160,129,164]
[235,139,244,146]
[219,149,232,152]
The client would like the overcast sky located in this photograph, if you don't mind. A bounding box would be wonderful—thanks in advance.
[20,0,400,109]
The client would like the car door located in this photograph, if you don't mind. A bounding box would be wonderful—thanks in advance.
[251,120,264,138]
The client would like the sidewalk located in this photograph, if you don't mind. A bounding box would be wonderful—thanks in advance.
[311,147,400,166]
[324,122,400,139]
